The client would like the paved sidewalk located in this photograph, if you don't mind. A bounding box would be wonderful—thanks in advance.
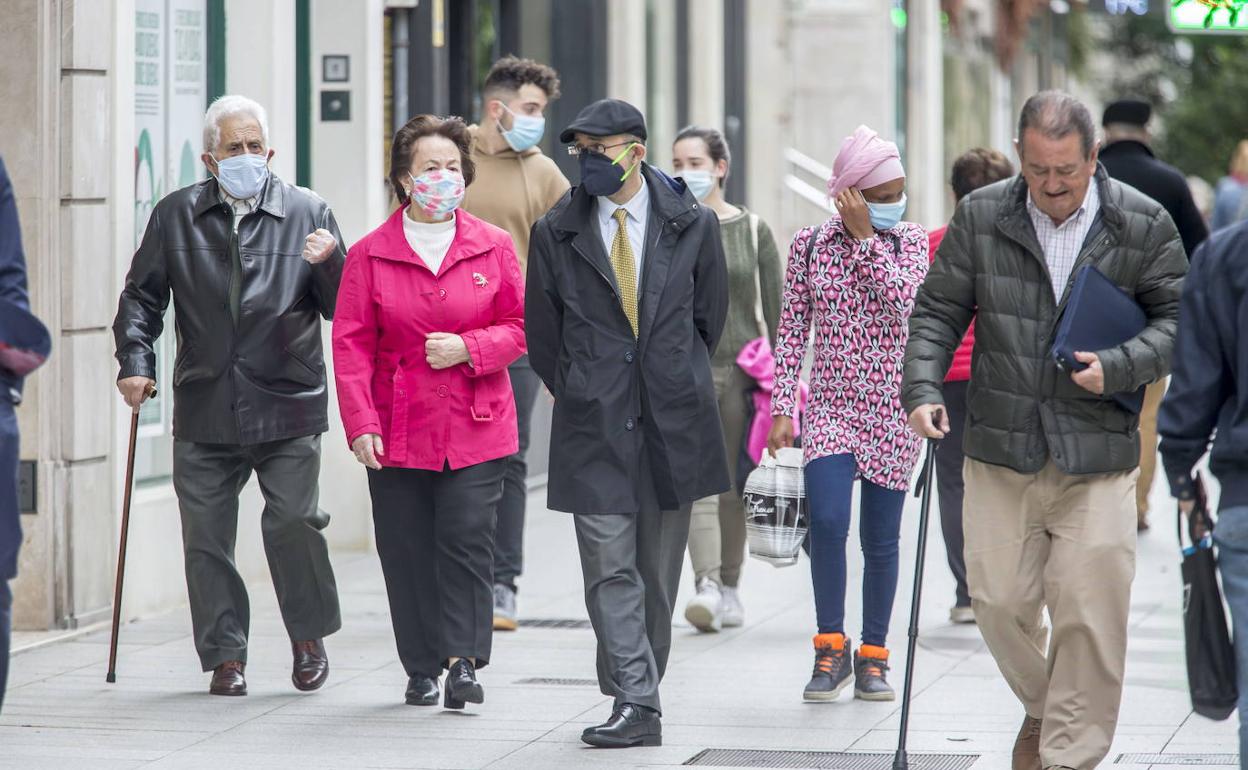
[0,481,1238,769]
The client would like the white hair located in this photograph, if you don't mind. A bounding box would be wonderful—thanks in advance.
[202,95,270,153]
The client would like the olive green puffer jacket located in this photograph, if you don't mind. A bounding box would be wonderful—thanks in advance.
[902,165,1188,475]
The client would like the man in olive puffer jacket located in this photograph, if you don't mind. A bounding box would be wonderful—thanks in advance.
[902,91,1187,770]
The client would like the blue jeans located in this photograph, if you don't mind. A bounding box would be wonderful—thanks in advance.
[805,454,906,647]
[1214,505,1248,769]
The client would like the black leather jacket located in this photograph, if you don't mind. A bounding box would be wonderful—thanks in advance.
[113,175,345,445]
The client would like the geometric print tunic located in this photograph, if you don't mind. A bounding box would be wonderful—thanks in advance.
[771,217,930,491]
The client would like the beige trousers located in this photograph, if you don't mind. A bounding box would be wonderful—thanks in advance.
[1136,379,1167,519]
[963,458,1137,770]
[688,364,753,587]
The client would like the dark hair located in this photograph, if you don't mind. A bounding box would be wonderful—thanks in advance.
[388,114,475,205]
[674,125,732,187]
[950,148,1015,201]
[483,55,562,101]
[1017,90,1097,159]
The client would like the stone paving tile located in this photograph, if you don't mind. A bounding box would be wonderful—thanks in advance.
[0,484,1238,769]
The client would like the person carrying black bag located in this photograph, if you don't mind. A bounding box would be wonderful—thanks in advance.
[1160,219,1248,766]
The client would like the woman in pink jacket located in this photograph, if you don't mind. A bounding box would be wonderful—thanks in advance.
[333,115,525,711]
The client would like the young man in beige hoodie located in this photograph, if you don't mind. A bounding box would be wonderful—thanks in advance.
[463,56,569,631]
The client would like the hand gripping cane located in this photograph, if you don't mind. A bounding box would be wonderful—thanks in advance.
[106,383,156,683]
[893,408,942,770]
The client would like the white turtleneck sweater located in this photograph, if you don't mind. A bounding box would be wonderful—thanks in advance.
[403,211,457,273]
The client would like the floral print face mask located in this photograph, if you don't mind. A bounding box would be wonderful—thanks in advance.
[407,169,465,219]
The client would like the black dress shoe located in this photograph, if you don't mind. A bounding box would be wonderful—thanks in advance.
[581,703,662,748]
[443,659,484,710]
[405,674,440,706]
[291,639,329,692]
[209,660,247,696]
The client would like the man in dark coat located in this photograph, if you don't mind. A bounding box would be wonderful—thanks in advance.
[113,95,344,697]
[526,98,729,748]
[904,91,1187,770]
[1098,98,1209,531]
[0,155,49,714]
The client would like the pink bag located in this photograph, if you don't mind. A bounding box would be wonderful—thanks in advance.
[737,337,807,465]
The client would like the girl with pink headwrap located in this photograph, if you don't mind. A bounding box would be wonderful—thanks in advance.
[766,125,929,703]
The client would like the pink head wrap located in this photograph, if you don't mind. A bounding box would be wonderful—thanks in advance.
[826,125,905,198]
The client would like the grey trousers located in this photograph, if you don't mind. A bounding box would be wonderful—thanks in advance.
[173,435,341,671]
[574,473,691,714]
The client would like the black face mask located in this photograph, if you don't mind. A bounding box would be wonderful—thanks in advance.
[579,144,639,197]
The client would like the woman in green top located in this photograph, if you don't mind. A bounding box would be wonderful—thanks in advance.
[672,126,783,632]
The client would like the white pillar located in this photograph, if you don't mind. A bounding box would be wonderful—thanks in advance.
[686,0,724,129]
[607,0,646,107]
[905,0,945,228]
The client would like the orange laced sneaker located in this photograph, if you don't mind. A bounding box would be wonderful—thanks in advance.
[803,633,852,702]
[853,644,895,701]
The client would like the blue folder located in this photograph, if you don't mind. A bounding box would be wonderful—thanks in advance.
[1051,265,1147,413]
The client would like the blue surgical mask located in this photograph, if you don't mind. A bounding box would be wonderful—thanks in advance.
[867,193,907,231]
[677,170,716,201]
[214,153,269,199]
[499,104,546,152]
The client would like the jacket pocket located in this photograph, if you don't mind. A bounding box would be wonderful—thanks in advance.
[281,346,324,388]
[173,345,198,387]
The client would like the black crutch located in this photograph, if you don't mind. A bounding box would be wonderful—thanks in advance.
[106,383,155,683]
[893,408,942,770]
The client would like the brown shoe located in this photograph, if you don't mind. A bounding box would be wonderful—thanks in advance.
[209,660,247,696]
[1012,715,1042,770]
[291,639,329,691]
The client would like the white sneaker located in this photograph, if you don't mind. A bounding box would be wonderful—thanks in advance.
[949,605,976,624]
[684,578,723,633]
[720,586,744,628]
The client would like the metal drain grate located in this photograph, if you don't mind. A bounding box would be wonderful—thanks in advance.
[1115,755,1240,766]
[683,749,979,769]
[516,618,593,629]
[512,677,598,687]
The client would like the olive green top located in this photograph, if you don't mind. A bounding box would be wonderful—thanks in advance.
[713,207,784,371]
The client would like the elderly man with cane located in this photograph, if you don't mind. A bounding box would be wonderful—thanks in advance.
[903,91,1186,770]
[112,95,345,696]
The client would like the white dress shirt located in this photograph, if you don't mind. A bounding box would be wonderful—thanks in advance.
[595,175,650,285]
[403,212,457,274]
[1026,177,1100,302]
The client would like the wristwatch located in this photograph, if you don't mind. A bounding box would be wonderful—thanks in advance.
[7,386,20,406]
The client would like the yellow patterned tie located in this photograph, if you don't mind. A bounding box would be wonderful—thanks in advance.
[610,208,639,337]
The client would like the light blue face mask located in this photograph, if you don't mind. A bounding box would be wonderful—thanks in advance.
[499,104,546,152]
[214,152,269,199]
[677,170,717,201]
[866,193,907,230]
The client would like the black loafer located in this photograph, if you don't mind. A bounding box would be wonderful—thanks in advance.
[443,659,484,710]
[581,703,662,748]
[405,674,440,706]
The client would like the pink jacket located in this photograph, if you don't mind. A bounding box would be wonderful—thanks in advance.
[332,206,526,470]
[737,337,807,465]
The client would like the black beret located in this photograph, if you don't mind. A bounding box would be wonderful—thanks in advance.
[1102,99,1151,128]
[559,98,648,144]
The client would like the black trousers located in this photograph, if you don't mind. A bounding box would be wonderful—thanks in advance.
[367,459,504,677]
[494,356,540,590]
[933,379,971,608]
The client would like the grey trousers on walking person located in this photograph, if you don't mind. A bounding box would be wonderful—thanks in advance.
[575,454,691,714]
[494,355,540,592]
[173,435,341,671]
[687,364,753,588]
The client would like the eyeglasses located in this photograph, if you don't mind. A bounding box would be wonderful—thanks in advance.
[567,141,634,158]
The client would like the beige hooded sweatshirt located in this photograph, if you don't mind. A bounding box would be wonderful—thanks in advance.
[463,124,570,273]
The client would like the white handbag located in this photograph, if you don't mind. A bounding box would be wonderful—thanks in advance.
[742,446,808,567]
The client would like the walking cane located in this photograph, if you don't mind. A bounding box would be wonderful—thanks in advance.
[106,383,156,684]
[893,408,942,770]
